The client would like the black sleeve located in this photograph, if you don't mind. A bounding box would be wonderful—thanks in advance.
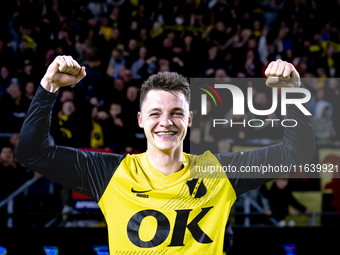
[16,84,126,202]
[215,86,315,197]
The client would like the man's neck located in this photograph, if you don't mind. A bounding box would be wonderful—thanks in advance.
[146,146,184,176]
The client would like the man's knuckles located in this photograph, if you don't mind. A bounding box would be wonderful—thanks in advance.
[55,55,78,71]
[267,61,293,78]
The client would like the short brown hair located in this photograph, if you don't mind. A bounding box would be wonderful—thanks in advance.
[140,72,190,110]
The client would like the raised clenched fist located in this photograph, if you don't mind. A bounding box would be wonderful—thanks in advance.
[265,59,300,88]
[41,55,86,93]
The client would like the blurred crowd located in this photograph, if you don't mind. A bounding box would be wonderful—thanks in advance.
[1,0,340,226]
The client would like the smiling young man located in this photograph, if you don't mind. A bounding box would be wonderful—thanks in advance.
[17,56,315,254]
[137,78,193,176]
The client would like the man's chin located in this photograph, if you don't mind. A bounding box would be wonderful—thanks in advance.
[147,140,182,153]
[157,146,174,152]
[155,143,179,153]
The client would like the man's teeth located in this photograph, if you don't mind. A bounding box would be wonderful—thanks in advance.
[157,132,175,135]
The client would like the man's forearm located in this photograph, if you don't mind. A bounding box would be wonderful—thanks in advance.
[281,89,315,164]
[40,77,60,93]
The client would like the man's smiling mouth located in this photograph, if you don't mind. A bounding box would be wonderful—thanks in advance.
[155,131,177,135]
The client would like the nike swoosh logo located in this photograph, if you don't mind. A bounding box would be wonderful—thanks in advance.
[131,188,152,193]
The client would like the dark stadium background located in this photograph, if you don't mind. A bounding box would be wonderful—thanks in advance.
[0,0,339,254]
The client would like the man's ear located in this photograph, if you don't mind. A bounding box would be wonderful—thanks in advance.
[188,111,193,127]
[137,112,143,128]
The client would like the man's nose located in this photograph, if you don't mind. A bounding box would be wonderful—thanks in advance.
[159,113,173,127]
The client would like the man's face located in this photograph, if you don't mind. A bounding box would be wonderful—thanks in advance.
[7,84,21,100]
[126,86,138,102]
[139,47,147,59]
[25,82,35,94]
[0,147,14,164]
[1,66,9,79]
[138,90,192,153]
[276,179,288,190]
[110,103,121,116]
[62,101,75,116]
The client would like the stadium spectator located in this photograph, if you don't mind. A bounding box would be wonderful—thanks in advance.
[9,132,20,156]
[89,106,105,149]
[23,80,36,103]
[170,40,186,74]
[189,127,205,155]
[313,100,336,144]
[200,45,221,77]
[265,177,311,227]
[106,47,125,78]
[0,66,10,100]
[158,58,171,73]
[0,145,33,227]
[125,38,139,68]
[324,78,340,140]
[77,54,103,101]
[0,81,30,132]
[101,102,126,152]
[244,36,263,77]
[16,59,36,85]
[131,47,156,80]
[119,67,134,87]
[122,85,146,152]
[181,32,201,77]
[51,100,90,148]
[210,21,231,48]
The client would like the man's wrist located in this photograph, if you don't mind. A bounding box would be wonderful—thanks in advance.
[40,77,59,93]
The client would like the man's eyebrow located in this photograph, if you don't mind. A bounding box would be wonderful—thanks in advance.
[147,108,162,113]
[147,107,185,113]
[172,107,184,111]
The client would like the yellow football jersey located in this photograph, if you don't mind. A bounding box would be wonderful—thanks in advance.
[98,151,236,254]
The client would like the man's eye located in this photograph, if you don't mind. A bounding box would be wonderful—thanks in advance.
[173,112,183,116]
[150,113,159,116]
